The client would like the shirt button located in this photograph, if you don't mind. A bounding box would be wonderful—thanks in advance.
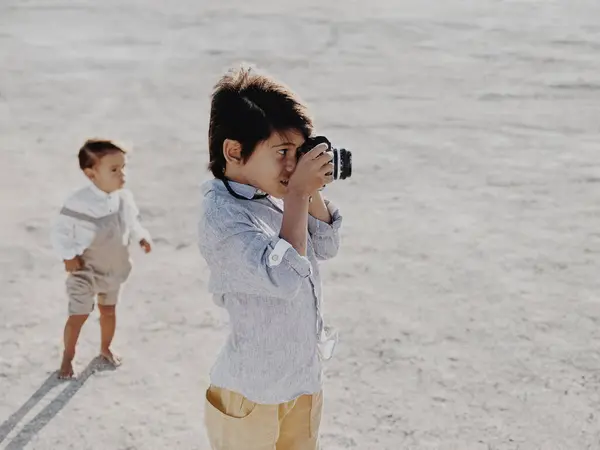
[271,254,279,262]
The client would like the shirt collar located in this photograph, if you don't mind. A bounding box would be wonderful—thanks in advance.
[204,179,265,200]
[88,181,115,199]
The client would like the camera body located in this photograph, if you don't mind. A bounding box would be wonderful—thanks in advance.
[296,136,352,181]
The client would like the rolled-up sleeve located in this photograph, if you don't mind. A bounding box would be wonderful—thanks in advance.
[50,215,79,261]
[200,204,312,299]
[307,200,342,260]
[50,213,97,261]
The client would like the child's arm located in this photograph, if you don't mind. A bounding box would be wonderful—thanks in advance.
[50,215,85,272]
[281,143,335,257]
[308,191,332,224]
[307,192,343,261]
[120,189,152,253]
[280,190,310,256]
[201,202,313,299]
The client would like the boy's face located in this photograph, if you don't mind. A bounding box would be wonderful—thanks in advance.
[232,129,305,199]
[84,151,126,193]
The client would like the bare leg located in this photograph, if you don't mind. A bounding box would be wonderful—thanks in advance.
[98,304,121,366]
[59,314,89,379]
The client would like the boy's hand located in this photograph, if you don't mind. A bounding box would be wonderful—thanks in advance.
[64,256,84,273]
[139,239,152,254]
[288,143,334,197]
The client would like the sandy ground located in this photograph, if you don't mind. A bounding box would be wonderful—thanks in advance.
[1,0,600,449]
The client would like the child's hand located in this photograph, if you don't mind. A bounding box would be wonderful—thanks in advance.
[64,256,84,273]
[288,143,333,197]
[139,239,152,254]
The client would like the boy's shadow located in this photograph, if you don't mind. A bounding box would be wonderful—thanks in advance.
[0,356,116,450]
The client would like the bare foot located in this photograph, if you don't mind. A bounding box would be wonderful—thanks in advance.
[100,349,122,367]
[58,354,75,379]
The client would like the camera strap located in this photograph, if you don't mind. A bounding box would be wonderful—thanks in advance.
[222,178,268,200]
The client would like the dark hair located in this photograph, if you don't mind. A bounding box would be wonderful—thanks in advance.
[78,139,126,170]
[208,65,314,179]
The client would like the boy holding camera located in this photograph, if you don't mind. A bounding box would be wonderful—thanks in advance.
[198,66,344,450]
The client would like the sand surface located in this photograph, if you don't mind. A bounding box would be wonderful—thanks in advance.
[1,0,600,448]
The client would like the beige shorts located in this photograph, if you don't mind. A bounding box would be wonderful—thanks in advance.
[204,385,323,450]
[66,272,122,316]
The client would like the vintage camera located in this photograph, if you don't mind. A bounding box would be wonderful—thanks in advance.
[296,136,352,180]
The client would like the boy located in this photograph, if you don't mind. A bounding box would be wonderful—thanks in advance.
[198,66,342,450]
[51,139,152,379]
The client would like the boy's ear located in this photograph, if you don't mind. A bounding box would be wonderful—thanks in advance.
[83,168,95,180]
[223,139,243,165]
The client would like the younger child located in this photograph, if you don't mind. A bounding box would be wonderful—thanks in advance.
[51,139,152,379]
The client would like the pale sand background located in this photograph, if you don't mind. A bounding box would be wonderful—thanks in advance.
[1,1,600,449]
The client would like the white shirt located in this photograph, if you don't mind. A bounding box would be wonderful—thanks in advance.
[51,183,151,261]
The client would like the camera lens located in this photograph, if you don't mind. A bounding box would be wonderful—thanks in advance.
[337,148,352,180]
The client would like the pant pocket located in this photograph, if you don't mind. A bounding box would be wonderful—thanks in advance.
[309,391,324,439]
[204,386,277,449]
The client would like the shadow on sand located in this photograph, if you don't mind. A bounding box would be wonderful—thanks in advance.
[0,356,116,449]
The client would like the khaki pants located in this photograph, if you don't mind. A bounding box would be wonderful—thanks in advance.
[204,385,323,450]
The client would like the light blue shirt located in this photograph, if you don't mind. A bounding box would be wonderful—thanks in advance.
[197,179,342,403]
